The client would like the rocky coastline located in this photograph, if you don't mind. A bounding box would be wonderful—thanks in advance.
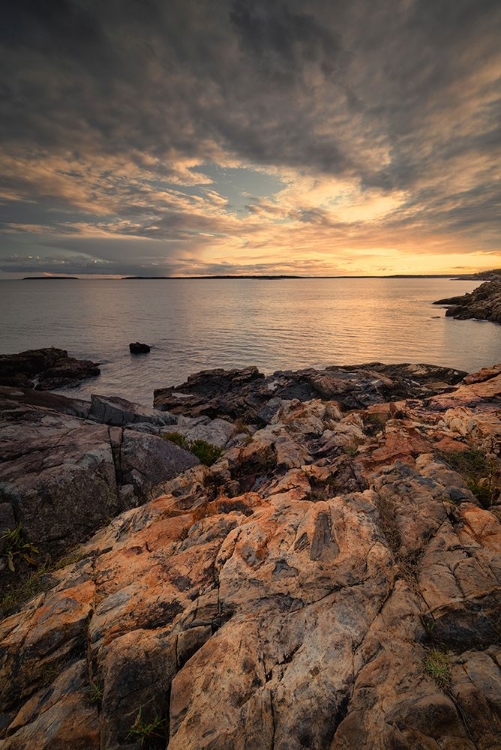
[1,357,501,748]
[434,279,501,324]
[0,348,101,391]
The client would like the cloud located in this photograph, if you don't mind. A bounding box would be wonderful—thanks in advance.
[0,0,500,276]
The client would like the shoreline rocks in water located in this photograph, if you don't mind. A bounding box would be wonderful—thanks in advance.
[434,279,501,324]
[0,347,101,390]
[1,362,501,748]
[153,362,467,421]
[129,341,151,354]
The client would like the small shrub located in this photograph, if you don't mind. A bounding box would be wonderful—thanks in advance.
[163,433,222,466]
[424,648,451,690]
[189,439,223,466]
[163,432,189,449]
[442,448,499,508]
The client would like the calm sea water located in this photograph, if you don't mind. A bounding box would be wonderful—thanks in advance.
[0,278,499,406]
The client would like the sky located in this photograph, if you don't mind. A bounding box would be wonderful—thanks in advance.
[0,0,500,278]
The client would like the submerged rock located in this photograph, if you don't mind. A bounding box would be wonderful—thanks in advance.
[434,279,501,324]
[1,362,501,748]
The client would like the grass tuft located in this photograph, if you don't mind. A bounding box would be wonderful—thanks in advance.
[1,564,53,614]
[424,648,451,690]
[127,707,166,747]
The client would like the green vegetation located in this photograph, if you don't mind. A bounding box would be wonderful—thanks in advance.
[1,524,39,572]
[1,564,54,614]
[442,448,499,508]
[163,432,223,466]
[127,707,166,747]
[89,681,103,705]
[424,648,451,690]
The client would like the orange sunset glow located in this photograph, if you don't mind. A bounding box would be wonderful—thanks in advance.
[0,1,500,277]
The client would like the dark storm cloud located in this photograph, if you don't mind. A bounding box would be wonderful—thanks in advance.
[229,0,341,77]
[0,0,500,274]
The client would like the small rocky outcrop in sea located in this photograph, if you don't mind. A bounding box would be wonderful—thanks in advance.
[0,347,100,390]
[434,279,501,324]
[129,342,151,354]
[1,362,501,748]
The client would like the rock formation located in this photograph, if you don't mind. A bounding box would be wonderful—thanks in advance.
[0,364,500,749]
[434,279,501,324]
[129,342,151,354]
[153,362,466,421]
[0,348,101,390]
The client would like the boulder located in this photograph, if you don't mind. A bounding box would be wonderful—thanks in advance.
[129,342,151,353]
[89,394,176,427]
[0,394,198,557]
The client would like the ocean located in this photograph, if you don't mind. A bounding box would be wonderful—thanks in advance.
[1,277,499,406]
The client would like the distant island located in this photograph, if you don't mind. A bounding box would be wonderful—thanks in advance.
[19,269,501,281]
[121,273,483,280]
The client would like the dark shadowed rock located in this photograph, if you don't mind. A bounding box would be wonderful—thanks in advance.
[154,363,467,421]
[89,394,176,427]
[434,280,501,324]
[0,347,100,390]
[0,395,198,557]
[129,342,151,353]
[120,431,199,494]
[36,357,100,390]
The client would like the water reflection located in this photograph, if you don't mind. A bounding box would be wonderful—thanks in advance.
[0,278,499,405]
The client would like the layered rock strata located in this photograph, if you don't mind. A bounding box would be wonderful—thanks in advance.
[0,364,500,748]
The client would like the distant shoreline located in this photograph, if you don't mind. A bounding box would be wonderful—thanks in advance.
[18,273,485,281]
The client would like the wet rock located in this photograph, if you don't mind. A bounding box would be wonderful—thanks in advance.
[154,363,467,422]
[434,279,501,324]
[0,348,100,390]
[129,342,151,353]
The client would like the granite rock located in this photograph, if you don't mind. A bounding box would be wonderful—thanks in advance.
[434,279,501,324]
[1,362,500,748]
